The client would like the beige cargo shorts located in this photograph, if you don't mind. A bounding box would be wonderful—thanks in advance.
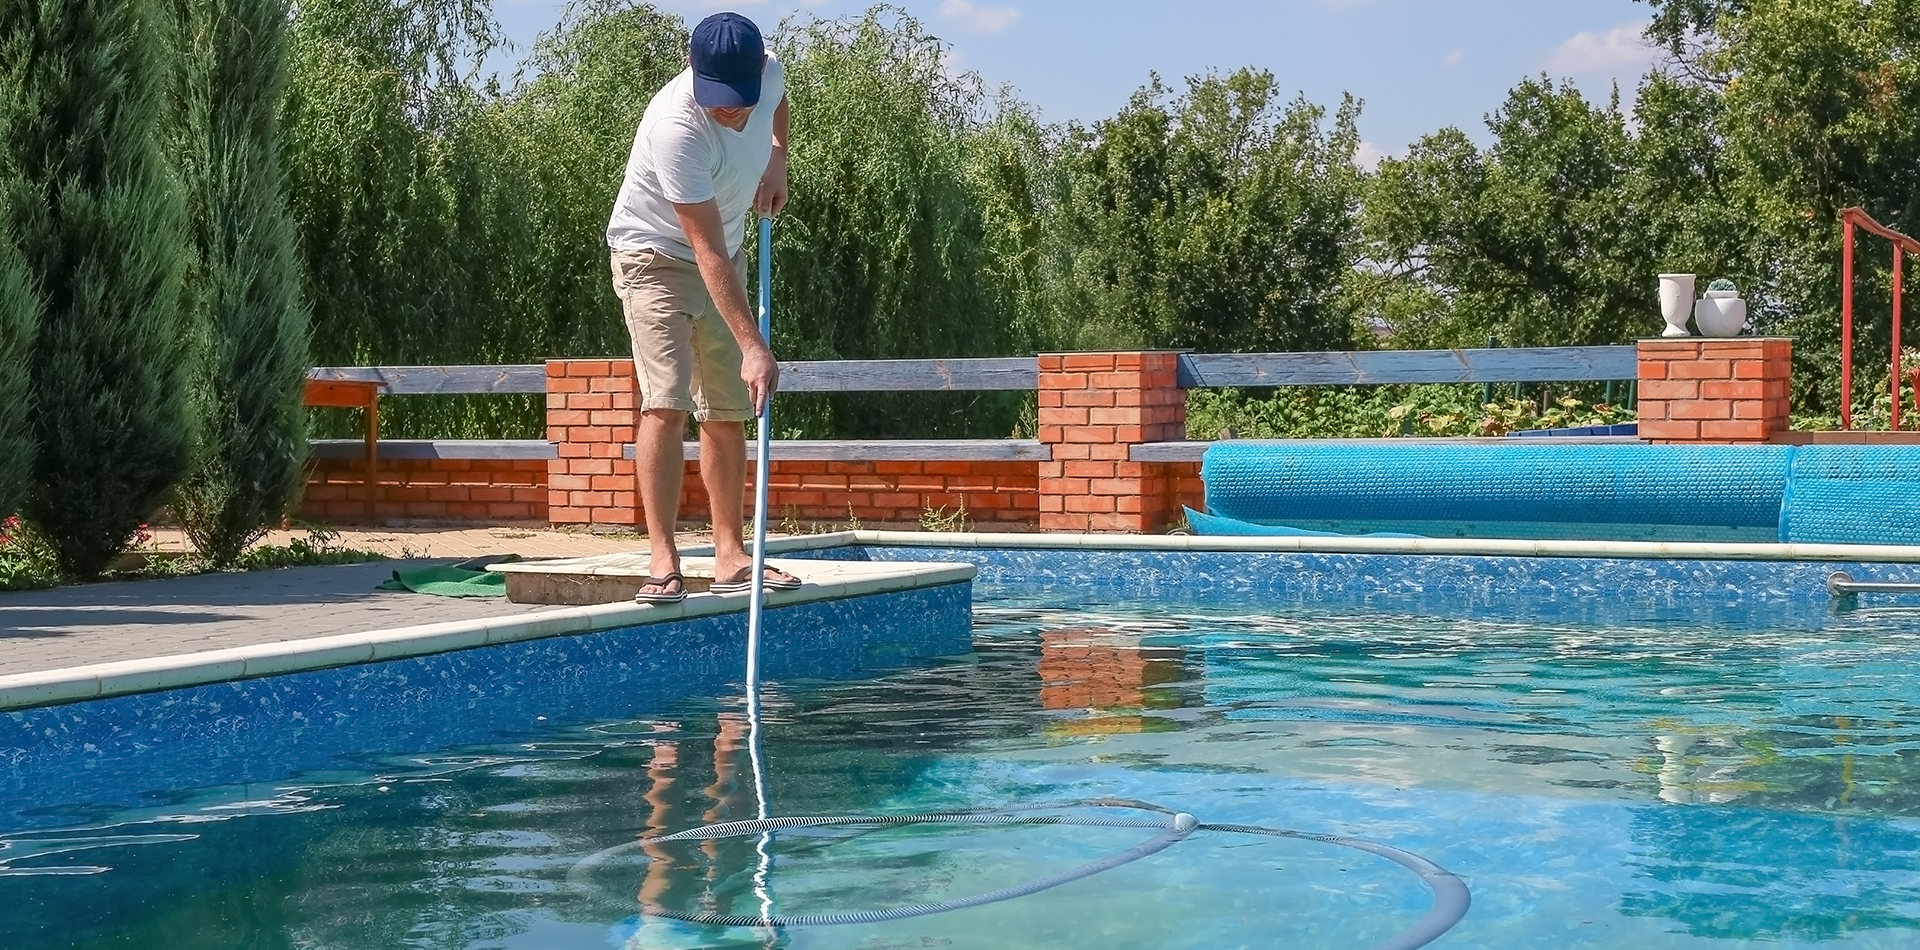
[610,247,755,423]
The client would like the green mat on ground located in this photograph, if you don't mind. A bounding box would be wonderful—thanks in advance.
[376,555,519,598]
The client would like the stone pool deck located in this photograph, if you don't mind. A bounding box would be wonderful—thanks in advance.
[0,560,550,678]
[1,526,728,678]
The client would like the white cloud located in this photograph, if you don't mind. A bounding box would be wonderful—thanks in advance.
[1442,49,1465,67]
[1546,20,1656,74]
[938,0,1022,33]
[1354,141,1402,171]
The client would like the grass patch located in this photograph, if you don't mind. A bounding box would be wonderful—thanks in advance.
[0,521,387,592]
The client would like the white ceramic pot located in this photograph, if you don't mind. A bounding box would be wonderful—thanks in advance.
[1694,292,1747,337]
[1659,274,1696,337]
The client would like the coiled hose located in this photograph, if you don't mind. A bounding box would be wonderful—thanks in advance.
[568,798,1469,950]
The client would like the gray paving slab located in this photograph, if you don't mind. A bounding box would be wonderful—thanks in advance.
[0,560,548,677]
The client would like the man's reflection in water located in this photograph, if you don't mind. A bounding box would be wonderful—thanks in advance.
[637,732,680,911]
[628,713,780,949]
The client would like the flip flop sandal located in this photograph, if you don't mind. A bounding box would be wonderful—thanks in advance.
[634,572,688,605]
[709,565,804,595]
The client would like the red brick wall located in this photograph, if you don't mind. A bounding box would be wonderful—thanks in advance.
[304,354,1204,530]
[302,456,1045,527]
[547,360,640,526]
[301,457,548,524]
[675,459,1040,526]
[1637,338,1792,442]
[1169,461,1204,520]
[1037,352,1188,533]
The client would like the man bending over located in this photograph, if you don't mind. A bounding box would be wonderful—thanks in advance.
[607,11,799,603]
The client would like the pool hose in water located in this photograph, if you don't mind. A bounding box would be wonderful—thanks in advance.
[568,798,1470,950]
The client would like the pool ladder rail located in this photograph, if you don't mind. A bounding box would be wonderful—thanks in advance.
[1826,571,1920,598]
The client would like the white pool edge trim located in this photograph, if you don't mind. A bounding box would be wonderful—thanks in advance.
[741,529,1920,563]
[0,562,974,713]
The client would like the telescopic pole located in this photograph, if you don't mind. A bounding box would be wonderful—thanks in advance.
[745,214,776,927]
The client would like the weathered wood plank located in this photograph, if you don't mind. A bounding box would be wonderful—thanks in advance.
[310,346,1635,396]
[778,358,1039,392]
[1130,436,1647,463]
[621,439,1052,462]
[302,379,382,406]
[310,365,548,394]
[309,439,556,460]
[310,358,1040,394]
[1178,346,1639,387]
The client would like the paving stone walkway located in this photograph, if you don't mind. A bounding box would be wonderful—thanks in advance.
[0,527,724,679]
[145,525,703,560]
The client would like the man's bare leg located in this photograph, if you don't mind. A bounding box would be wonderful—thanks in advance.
[638,408,691,590]
[699,420,751,580]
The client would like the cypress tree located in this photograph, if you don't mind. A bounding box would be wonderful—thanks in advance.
[0,234,35,521]
[0,12,39,521]
[173,0,310,565]
[3,0,194,578]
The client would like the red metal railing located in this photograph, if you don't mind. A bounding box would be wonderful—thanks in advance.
[1841,207,1920,430]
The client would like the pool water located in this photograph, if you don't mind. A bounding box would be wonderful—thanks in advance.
[8,592,1920,949]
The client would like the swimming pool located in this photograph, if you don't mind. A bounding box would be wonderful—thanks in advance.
[6,544,1920,948]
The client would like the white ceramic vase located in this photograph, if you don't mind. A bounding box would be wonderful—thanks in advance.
[1659,274,1696,337]
[1694,291,1747,337]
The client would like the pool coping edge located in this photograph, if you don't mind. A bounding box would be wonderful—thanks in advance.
[801,530,1920,563]
[0,560,974,713]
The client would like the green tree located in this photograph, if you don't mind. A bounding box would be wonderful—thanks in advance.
[172,0,311,565]
[2,0,194,578]
[1038,69,1362,354]
[0,34,36,519]
[768,7,1034,437]
[284,0,518,439]
[0,233,34,520]
[1365,78,1681,348]
[1711,0,1920,414]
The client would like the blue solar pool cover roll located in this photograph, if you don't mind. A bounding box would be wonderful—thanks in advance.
[1780,445,1920,545]
[1200,442,1797,542]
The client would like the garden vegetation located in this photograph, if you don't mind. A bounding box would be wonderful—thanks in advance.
[0,0,1915,575]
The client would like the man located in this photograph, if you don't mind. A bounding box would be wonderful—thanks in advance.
[608,12,800,603]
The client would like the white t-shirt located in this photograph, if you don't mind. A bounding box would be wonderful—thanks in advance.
[606,56,786,261]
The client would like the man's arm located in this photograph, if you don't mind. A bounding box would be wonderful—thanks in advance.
[754,95,791,217]
[672,198,778,412]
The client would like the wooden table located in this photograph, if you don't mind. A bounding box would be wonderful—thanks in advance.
[303,379,383,521]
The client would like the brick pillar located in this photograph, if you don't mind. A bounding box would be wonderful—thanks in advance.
[1636,338,1792,443]
[546,359,638,526]
[1037,352,1186,533]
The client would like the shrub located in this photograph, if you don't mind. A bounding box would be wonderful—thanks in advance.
[0,41,38,524]
[4,0,195,578]
[173,0,311,565]
[0,233,34,522]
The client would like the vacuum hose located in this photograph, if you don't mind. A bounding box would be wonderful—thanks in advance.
[568,799,1469,950]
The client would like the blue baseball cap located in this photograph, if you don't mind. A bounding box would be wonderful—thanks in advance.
[690,13,764,109]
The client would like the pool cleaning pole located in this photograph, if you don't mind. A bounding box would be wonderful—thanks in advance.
[746,221,774,814]
[745,214,776,926]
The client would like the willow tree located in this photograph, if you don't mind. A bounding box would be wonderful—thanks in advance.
[771,8,1033,438]
[3,0,193,577]
[285,0,516,439]
[173,0,310,565]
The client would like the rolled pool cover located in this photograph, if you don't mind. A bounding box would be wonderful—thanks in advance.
[1199,442,1795,543]
[1197,441,1920,545]
[1780,445,1920,545]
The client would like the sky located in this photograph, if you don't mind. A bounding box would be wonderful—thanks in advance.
[491,0,1664,163]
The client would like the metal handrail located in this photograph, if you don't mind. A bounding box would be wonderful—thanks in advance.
[1839,207,1918,430]
[1827,570,1920,597]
